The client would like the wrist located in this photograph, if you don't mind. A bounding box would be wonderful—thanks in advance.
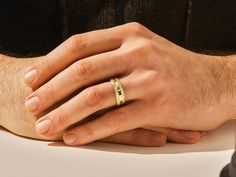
[194,53,236,122]
[223,55,236,119]
[214,55,236,119]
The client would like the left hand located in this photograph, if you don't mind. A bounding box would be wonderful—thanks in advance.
[23,22,231,146]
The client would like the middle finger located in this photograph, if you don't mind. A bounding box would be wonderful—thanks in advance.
[25,50,129,115]
[35,77,138,137]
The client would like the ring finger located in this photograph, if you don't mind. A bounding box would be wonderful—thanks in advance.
[35,76,138,137]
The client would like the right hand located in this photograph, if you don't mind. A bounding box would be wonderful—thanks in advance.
[0,54,204,146]
[12,30,206,147]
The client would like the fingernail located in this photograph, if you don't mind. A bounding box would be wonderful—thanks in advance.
[182,131,198,139]
[36,120,51,134]
[24,69,37,85]
[64,134,77,145]
[25,97,40,112]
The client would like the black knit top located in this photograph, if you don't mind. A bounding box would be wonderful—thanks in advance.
[0,0,236,57]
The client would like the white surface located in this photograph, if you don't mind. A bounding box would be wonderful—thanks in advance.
[0,120,235,177]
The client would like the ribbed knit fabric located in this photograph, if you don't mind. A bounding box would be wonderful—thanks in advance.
[0,0,236,57]
[186,0,236,53]
[64,0,116,38]
[0,0,62,57]
[124,0,188,48]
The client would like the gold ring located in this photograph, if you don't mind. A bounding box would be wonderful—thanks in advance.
[110,78,126,106]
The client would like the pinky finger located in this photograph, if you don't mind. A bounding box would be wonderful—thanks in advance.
[99,128,167,147]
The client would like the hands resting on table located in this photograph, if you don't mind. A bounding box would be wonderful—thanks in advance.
[0,23,235,146]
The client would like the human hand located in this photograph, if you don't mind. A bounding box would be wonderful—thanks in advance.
[0,55,202,146]
[22,23,223,146]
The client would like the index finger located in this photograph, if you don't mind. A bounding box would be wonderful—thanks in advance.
[23,25,126,88]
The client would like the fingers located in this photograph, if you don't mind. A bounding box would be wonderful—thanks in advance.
[25,50,129,115]
[166,129,201,144]
[143,127,203,144]
[63,102,145,146]
[23,26,127,88]
[35,78,139,137]
[100,129,167,147]
[100,129,202,147]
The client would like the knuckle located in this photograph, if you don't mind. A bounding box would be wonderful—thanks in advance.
[83,125,95,140]
[41,56,53,72]
[144,71,159,84]
[143,72,174,108]
[54,108,68,127]
[135,71,159,96]
[126,22,145,35]
[124,40,155,59]
[137,40,155,54]
[74,60,93,76]
[84,87,103,107]
[67,34,86,51]
[142,40,157,51]
[106,112,125,132]
[41,83,56,102]
[130,45,146,57]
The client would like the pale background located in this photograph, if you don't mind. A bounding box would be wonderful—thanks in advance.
[0,120,235,177]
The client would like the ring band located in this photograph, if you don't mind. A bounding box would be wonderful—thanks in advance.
[110,78,126,106]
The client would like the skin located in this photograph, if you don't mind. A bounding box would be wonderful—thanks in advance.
[0,55,60,140]
[21,22,236,146]
[0,54,202,146]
